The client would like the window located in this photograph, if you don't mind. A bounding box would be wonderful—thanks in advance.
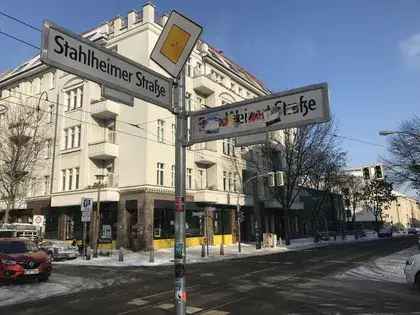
[228,172,233,192]
[186,58,192,77]
[198,169,205,189]
[171,123,176,145]
[48,104,54,123]
[61,170,66,191]
[187,168,192,189]
[234,174,238,192]
[45,139,51,159]
[222,139,235,156]
[68,169,73,191]
[157,162,164,186]
[64,86,83,111]
[171,165,175,187]
[63,126,81,150]
[44,176,50,195]
[75,168,80,189]
[157,120,165,143]
[223,171,227,191]
[185,92,191,111]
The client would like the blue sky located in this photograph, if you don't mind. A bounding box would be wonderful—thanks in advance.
[0,1,419,175]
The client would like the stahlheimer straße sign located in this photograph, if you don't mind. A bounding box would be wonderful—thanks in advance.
[41,20,173,111]
[189,83,330,144]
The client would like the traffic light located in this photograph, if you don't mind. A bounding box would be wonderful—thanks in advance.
[275,171,285,187]
[268,172,275,187]
[268,171,285,187]
[374,165,383,180]
[362,167,371,180]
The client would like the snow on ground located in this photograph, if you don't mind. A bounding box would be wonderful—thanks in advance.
[335,246,418,283]
[55,231,391,268]
[0,273,112,307]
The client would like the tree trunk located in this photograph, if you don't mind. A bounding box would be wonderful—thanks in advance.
[283,207,291,245]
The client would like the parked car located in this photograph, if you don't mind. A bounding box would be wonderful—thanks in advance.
[0,238,52,282]
[408,227,420,235]
[39,240,79,261]
[378,227,393,238]
[404,253,420,289]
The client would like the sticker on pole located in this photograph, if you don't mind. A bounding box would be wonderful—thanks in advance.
[151,10,202,78]
[175,196,184,212]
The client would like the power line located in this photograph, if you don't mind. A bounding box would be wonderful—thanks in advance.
[333,134,386,148]
[0,29,39,50]
[0,10,41,32]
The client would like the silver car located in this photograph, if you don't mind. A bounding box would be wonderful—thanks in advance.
[39,240,79,261]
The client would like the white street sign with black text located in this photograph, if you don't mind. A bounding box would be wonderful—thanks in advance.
[189,83,330,144]
[41,20,173,111]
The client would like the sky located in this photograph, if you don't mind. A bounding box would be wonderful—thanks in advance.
[0,0,419,193]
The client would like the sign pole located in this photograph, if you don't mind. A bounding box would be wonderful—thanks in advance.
[174,69,187,314]
[83,222,87,258]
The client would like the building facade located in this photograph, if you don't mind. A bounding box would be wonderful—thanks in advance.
[0,3,271,250]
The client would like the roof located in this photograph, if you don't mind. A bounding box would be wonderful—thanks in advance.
[205,43,270,93]
[0,12,270,94]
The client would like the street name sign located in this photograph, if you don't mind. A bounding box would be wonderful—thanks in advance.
[189,83,330,144]
[41,20,173,111]
[151,10,203,79]
[235,133,268,147]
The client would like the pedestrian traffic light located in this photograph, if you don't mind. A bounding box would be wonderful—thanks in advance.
[362,167,371,180]
[374,165,383,180]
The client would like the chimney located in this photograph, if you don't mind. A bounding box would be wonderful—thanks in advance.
[160,14,168,26]
[127,10,137,27]
[113,17,122,35]
[142,2,155,24]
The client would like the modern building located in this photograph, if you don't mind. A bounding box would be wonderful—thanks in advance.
[0,3,272,250]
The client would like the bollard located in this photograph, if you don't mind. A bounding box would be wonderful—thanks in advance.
[118,247,124,262]
[149,248,155,263]
[201,242,206,257]
[86,246,92,260]
[219,243,224,256]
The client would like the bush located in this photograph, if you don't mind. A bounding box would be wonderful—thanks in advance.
[392,222,405,231]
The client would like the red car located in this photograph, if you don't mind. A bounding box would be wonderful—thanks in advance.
[0,238,52,282]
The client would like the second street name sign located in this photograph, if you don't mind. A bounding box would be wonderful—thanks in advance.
[189,83,330,144]
[41,20,173,111]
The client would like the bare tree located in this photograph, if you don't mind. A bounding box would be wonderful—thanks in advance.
[267,121,341,245]
[0,97,46,223]
[361,179,396,233]
[383,116,420,193]
[337,174,364,224]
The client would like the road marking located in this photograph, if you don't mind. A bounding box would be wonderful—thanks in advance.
[201,311,230,315]
[156,303,174,310]
[186,306,203,314]
[127,298,149,306]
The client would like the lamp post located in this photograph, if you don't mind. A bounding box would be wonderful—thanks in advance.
[92,173,106,258]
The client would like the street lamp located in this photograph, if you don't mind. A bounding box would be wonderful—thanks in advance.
[92,173,106,258]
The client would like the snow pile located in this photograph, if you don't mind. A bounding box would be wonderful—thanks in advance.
[336,246,418,283]
[55,233,385,268]
[0,273,110,307]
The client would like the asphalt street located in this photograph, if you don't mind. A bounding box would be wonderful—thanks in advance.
[1,237,419,315]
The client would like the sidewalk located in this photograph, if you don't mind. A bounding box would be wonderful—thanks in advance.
[55,231,401,268]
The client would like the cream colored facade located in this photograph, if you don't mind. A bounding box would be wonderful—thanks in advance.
[0,3,270,249]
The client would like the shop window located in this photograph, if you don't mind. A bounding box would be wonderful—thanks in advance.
[213,209,232,234]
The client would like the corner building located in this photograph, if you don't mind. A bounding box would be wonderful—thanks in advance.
[0,3,271,250]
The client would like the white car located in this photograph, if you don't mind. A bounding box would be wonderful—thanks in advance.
[404,254,420,289]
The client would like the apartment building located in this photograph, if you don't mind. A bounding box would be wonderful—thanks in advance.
[0,3,271,250]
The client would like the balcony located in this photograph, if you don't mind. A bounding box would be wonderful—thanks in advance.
[88,131,118,160]
[194,151,216,168]
[91,99,119,120]
[192,68,218,97]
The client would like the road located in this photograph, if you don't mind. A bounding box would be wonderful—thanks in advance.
[0,237,419,315]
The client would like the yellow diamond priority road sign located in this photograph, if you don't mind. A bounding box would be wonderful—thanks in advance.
[151,10,202,78]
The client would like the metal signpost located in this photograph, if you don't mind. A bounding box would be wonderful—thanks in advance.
[40,20,173,111]
[81,197,93,258]
[151,11,202,315]
[189,83,330,144]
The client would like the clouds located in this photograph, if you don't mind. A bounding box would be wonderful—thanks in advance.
[400,33,420,68]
